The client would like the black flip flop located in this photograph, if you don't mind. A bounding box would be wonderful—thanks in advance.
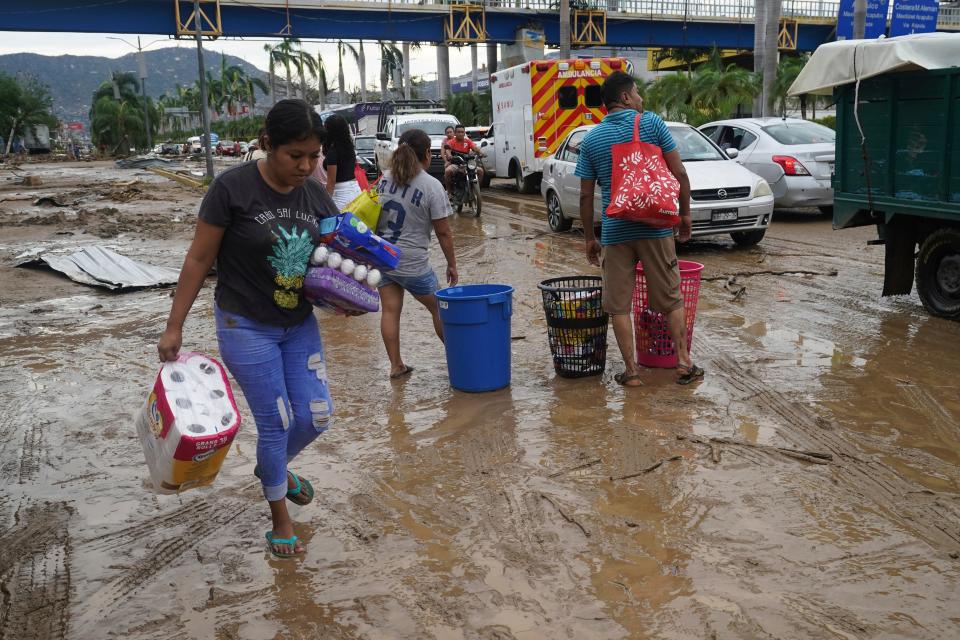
[676,364,705,385]
[390,365,414,379]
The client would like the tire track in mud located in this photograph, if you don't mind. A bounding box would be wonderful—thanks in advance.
[897,382,960,453]
[699,340,960,553]
[0,502,73,640]
[82,499,217,550]
[74,498,251,632]
[17,420,45,484]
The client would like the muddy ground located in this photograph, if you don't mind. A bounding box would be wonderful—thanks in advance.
[1,160,958,640]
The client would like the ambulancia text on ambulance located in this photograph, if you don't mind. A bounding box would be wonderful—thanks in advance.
[490,57,632,193]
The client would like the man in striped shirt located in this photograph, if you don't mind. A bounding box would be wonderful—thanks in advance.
[574,71,704,386]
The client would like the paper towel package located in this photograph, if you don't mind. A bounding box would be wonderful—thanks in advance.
[135,352,241,492]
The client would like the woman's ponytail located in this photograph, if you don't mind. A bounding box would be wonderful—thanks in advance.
[389,129,431,188]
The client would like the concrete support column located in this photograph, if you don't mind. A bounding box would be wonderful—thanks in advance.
[437,43,451,101]
[762,0,782,116]
[752,0,765,117]
[487,42,498,75]
[471,44,479,95]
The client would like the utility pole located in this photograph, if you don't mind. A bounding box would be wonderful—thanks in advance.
[752,0,766,116]
[136,37,152,151]
[559,0,571,59]
[193,0,214,179]
[763,0,782,116]
[854,0,867,38]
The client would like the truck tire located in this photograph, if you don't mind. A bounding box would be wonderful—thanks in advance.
[546,190,572,232]
[730,228,766,247]
[480,173,492,189]
[915,228,960,319]
[512,160,538,194]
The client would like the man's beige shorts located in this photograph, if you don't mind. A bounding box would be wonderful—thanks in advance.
[600,237,683,315]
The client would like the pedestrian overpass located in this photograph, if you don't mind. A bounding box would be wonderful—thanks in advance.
[3,1,959,50]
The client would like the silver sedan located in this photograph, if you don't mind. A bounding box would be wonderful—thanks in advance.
[541,122,775,246]
[699,118,835,212]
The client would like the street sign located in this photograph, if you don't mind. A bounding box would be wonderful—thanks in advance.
[890,0,940,36]
[837,0,891,40]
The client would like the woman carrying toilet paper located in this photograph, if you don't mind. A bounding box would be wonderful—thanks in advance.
[375,128,459,379]
[158,99,340,559]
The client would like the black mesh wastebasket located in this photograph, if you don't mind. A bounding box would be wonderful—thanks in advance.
[538,276,608,378]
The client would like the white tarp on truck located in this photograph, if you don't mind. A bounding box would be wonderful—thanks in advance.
[788,32,960,96]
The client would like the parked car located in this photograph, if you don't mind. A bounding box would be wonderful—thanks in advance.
[699,117,835,212]
[464,126,488,142]
[354,134,379,182]
[158,141,181,155]
[541,122,775,246]
[373,101,459,180]
[217,140,240,156]
[239,141,249,156]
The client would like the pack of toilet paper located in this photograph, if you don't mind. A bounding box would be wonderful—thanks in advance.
[135,351,241,492]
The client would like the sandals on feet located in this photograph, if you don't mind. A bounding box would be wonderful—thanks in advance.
[254,466,315,506]
[676,364,705,385]
[614,372,644,387]
[390,365,414,379]
[265,531,302,558]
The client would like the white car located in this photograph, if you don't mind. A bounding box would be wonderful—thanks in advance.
[374,113,460,180]
[541,122,775,246]
[477,124,497,187]
[699,117,835,212]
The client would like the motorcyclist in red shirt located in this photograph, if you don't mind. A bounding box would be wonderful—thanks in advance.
[444,125,486,196]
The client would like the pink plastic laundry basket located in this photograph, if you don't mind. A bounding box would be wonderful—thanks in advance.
[632,260,704,368]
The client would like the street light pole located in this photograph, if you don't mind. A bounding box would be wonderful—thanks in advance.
[853,0,867,39]
[193,0,215,179]
[136,37,152,151]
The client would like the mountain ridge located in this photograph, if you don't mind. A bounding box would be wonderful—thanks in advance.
[0,47,269,126]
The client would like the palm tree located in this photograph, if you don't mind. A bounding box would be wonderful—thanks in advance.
[294,46,318,102]
[773,54,809,118]
[378,41,403,100]
[2,76,54,156]
[316,53,330,110]
[263,43,279,104]
[244,75,269,116]
[399,41,422,100]
[272,38,301,101]
[358,41,368,103]
[652,47,709,76]
[337,41,359,104]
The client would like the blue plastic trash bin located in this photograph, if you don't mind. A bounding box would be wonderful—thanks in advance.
[435,284,514,392]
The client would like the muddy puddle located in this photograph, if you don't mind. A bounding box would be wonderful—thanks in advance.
[1,162,958,639]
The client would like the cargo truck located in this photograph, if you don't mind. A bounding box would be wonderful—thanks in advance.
[791,34,960,319]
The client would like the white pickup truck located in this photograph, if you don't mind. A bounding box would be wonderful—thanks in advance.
[374,106,459,180]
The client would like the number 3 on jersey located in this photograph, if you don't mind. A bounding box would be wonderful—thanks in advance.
[381,201,406,243]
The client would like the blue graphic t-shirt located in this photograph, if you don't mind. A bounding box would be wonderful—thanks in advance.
[376,169,452,277]
[199,161,339,326]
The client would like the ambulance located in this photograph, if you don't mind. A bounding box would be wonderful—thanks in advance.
[490,57,632,193]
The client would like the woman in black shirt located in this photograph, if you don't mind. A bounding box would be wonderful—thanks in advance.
[322,114,361,210]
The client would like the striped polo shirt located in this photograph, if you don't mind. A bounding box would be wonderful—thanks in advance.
[574,109,677,245]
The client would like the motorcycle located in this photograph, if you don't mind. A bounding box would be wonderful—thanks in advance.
[449,151,482,217]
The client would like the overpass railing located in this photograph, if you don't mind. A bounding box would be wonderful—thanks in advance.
[292,0,960,29]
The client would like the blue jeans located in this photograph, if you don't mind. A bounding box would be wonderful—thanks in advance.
[215,305,333,502]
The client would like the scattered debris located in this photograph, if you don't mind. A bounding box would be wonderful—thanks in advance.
[539,493,591,537]
[149,167,205,190]
[33,196,68,207]
[22,175,43,186]
[723,277,747,301]
[16,245,180,290]
[115,156,171,170]
[548,457,602,478]
[702,269,839,282]
[610,455,683,481]
[678,434,833,465]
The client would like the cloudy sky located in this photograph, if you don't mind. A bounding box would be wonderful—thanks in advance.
[0,32,488,84]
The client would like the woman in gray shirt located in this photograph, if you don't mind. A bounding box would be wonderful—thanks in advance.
[376,129,458,379]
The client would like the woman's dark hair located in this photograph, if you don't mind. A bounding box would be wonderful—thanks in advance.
[602,71,637,109]
[322,114,354,159]
[264,99,325,148]
[390,129,431,188]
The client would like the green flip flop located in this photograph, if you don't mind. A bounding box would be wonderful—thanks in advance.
[254,466,315,506]
[265,531,301,558]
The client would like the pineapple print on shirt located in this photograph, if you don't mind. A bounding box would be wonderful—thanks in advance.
[267,225,314,309]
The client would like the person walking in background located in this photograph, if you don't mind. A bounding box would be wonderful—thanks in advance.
[322,114,360,210]
[158,99,341,558]
[376,129,458,379]
[574,71,704,387]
